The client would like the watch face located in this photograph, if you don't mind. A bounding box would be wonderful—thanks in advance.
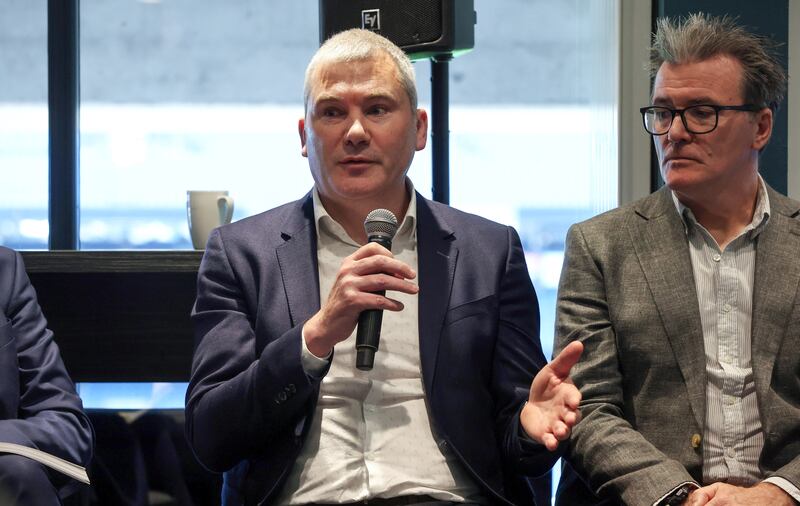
[666,486,691,505]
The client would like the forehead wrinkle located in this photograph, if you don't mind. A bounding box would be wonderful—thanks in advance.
[310,54,405,98]
[653,56,746,105]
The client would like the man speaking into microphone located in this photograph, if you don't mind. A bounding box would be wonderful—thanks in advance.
[186,28,583,506]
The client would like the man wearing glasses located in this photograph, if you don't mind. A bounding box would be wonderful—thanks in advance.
[554,13,800,506]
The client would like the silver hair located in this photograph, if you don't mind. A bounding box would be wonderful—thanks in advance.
[303,28,418,112]
[650,13,787,111]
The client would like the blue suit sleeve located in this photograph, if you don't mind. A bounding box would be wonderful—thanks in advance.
[494,227,563,475]
[185,229,327,473]
[0,249,93,475]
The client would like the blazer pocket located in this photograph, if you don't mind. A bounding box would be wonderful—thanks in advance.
[444,295,498,326]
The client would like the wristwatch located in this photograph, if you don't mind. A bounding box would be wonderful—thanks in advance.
[662,484,693,506]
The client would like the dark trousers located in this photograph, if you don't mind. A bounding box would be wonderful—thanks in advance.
[0,453,61,505]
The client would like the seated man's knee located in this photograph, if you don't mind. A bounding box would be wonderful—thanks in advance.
[0,454,59,504]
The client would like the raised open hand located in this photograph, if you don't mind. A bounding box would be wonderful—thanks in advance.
[520,341,584,450]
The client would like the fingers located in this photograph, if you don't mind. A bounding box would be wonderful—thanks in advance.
[354,273,420,296]
[557,400,581,433]
[562,407,581,426]
[540,432,559,452]
[686,483,721,506]
[351,251,417,280]
[549,341,584,378]
[686,490,711,506]
[700,483,722,498]
[551,420,571,440]
[338,244,418,307]
[351,241,392,260]
[549,382,581,426]
[351,293,406,313]
[348,242,416,272]
[558,381,582,411]
[327,278,412,316]
[521,398,580,451]
[539,422,571,451]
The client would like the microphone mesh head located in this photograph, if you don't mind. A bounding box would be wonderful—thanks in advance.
[364,209,399,239]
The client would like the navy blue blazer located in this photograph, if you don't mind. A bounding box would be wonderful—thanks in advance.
[186,193,557,505]
[0,246,93,493]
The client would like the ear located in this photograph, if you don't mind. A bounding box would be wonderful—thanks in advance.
[298,118,308,158]
[752,107,773,151]
[415,109,429,151]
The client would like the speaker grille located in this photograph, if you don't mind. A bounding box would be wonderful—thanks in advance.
[323,0,443,48]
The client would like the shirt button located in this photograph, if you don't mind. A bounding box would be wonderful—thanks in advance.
[722,303,732,313]
[712,253,722,262]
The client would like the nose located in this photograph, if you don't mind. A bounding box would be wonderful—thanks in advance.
[666,112,692,143]
[344,117,370,147]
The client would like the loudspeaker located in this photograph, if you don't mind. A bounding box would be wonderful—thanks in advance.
[319,0,476,60]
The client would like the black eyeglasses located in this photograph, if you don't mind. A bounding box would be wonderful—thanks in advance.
[639,104,761,135]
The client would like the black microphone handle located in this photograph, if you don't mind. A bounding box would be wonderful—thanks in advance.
[355,303,384,370]
[355,235,392,371]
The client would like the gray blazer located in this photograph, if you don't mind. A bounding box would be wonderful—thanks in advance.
[554,185,800,506]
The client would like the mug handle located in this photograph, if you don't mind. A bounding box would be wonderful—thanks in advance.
[217,196,234,225]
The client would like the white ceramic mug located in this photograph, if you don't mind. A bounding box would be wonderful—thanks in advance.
[187,191,234,249]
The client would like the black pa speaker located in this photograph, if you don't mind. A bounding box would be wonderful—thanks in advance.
[319,0,476,60]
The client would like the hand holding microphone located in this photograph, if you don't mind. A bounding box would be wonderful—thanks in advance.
[301,209,418,365]
[355,209,399,370]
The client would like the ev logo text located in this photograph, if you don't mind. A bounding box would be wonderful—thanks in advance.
[362,9,380,31]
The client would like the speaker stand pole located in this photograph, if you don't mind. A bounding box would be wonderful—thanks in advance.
[431,55,451,205]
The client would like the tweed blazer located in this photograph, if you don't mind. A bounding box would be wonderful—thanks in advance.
[554,185,800,506]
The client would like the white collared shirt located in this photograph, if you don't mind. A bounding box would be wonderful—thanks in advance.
[670,177,800,501]
[275,183,484,505]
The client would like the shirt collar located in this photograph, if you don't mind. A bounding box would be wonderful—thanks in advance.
[312,179,417,247]
[671,175,771,240]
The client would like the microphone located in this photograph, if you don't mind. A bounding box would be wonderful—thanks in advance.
[355,209,399,371]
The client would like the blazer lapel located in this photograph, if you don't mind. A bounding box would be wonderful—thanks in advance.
[416,196,458,394]
[628,188,707,429]
[275,195,321,327]
[751,189,800,406]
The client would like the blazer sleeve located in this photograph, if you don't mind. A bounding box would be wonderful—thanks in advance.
[770,461,800,498]
[0,250,93,472]
[554,224,695,505]
[185,228,327,473]
[494,226,563,475]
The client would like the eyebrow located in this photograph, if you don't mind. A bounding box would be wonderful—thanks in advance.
[652,95,718,107]
[313,91,398,105]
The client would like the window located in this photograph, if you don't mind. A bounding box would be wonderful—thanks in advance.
[0,1,48,249]
[447,0,620,358]
[79,0,320,249]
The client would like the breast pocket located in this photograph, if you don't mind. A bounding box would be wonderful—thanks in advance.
[441,296,498,368]
[444,295,498,326]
